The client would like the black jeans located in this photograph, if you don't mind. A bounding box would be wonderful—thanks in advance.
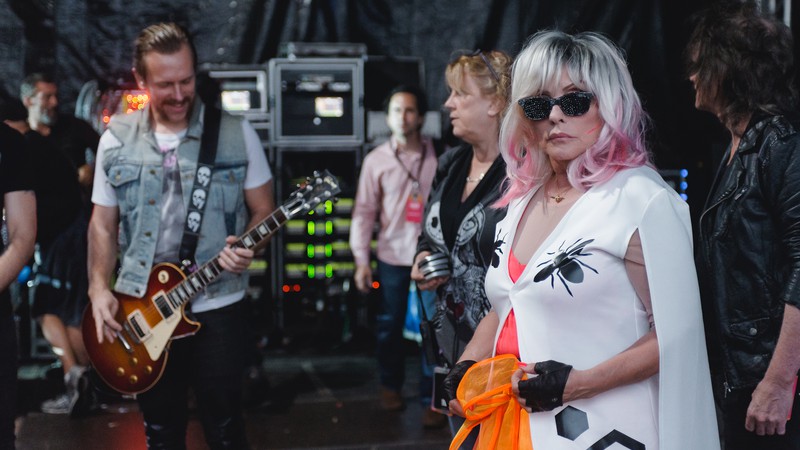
[0,299,17,450]
[137,301,248,450]
[720,386,800,450]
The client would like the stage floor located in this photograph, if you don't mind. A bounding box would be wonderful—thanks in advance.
[15,348,452,449]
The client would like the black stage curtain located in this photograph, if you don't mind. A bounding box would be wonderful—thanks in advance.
[2,0,735,215]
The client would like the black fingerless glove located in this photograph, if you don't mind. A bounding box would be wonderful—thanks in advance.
[443,360,476,403]
[518,360,573,412]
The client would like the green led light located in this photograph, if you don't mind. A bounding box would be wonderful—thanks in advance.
[325,243,332,257]
[325,221,333,235]
[307,221,315,235]
[307,265,315,278]
[325,264,333,278]
[306,244,314,258]
[325,200,333,214]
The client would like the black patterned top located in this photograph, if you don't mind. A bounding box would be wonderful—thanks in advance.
[416,143,507,366]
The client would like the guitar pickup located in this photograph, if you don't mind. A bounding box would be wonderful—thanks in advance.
[126,310,151,342]
[153,292,174,319]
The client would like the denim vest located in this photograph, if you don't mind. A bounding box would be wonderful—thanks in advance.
[103,100,250,299]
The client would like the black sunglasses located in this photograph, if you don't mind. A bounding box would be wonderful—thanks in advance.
[517,92,594,121]
[449,49,501,83]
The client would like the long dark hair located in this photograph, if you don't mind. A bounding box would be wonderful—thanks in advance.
[685,1,797,129]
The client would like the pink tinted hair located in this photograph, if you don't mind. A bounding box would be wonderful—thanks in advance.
[496,30,651,207]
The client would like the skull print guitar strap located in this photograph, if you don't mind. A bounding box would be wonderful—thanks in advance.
[178,104,221,272]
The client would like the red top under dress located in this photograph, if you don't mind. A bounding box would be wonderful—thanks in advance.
[495,248,524,358]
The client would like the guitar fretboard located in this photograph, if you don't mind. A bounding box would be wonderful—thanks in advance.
[149,170,339,321]
[156,207,289,315]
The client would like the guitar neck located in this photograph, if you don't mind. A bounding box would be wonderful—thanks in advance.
[163,207,289,309]
[156,170,339,314]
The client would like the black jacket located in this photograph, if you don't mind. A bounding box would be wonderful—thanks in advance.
[698,113,800,394]
[415,144,507,366]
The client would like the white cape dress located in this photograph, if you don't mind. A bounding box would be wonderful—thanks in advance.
[484,166,720,450]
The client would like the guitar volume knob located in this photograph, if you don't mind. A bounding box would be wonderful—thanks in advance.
[116,367,125,377]
[129,375,139,384]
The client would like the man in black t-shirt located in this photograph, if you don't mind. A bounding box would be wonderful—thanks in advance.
[2,98,83,243]
[0,122,36,450]
[20,73,99,199]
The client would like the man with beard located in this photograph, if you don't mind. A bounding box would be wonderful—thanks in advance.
[19,75,100,416]
[88,22,274,448]
[21,73,99,196]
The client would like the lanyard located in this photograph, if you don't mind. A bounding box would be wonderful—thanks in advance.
[393,139,426,190]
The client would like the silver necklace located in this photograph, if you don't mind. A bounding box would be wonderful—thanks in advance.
[466,172,485,183]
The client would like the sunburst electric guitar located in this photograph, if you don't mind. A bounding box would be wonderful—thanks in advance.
[82,170,340,395]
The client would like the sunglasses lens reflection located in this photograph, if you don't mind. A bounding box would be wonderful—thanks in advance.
[519,98,552,121]
[560,94,592,116]
[518,92,593,121]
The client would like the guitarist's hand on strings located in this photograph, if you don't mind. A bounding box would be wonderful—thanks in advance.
[89,287,123,344]
[218,235,255,273]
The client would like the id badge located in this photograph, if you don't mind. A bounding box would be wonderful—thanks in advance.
[405,192,423,223]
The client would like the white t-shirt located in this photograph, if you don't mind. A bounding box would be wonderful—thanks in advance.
[93,120,271,205]
[92,119,272,312]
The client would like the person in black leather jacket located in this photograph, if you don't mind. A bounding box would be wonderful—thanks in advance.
[687,3,800,449]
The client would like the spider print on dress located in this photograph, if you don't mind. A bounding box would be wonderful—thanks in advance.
[491,229,508,268]
[533,238,598,297]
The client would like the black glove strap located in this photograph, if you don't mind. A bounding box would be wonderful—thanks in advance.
[443,360,476,403]
[518,360,573,412]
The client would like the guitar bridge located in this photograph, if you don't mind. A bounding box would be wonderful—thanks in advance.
[126,310,152,343]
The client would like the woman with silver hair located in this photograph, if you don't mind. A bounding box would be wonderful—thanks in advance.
[446,30,719,449]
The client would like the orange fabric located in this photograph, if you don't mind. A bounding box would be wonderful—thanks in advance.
[450,355,532,450]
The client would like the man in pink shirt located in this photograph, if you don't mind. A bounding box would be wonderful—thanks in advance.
[349,85,439,426]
